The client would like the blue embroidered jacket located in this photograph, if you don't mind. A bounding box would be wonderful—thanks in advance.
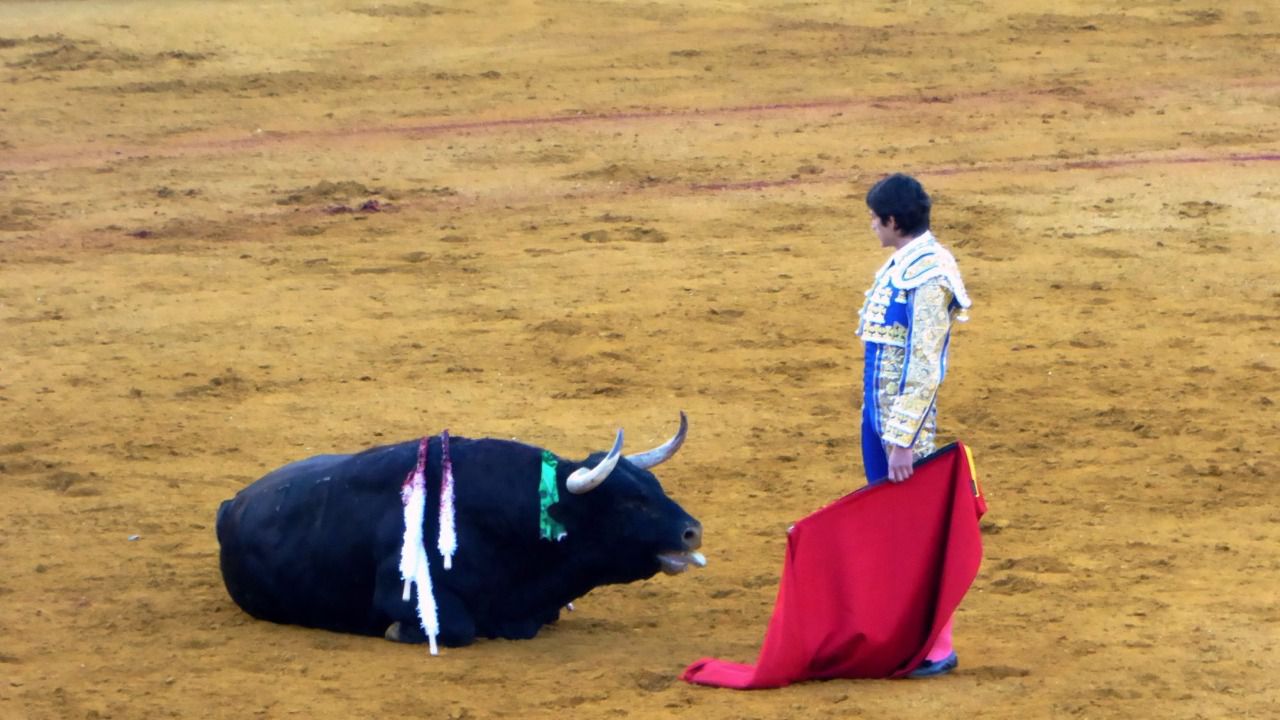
[857,231,971,449]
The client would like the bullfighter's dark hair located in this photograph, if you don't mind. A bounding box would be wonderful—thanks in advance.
[866,173,931,237]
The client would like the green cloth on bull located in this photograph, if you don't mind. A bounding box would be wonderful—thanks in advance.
[539,450,566,541]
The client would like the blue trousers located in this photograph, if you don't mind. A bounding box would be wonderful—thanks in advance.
[861,409,889,487]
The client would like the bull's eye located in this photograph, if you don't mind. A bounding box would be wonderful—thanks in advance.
[616,494,648,513]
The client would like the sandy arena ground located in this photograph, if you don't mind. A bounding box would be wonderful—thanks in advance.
[2,1,1278,718]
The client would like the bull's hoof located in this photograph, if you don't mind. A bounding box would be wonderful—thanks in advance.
[385,620,431,644]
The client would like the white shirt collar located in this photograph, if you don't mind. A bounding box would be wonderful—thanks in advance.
[887,230,935,266]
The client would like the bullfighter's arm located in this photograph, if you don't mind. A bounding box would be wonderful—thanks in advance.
[882,279,953,448]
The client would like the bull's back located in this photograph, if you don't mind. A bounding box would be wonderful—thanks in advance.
[216,450,401,634]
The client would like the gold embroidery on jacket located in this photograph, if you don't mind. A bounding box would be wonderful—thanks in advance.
[875,280,954,449]
[861,323,908,347]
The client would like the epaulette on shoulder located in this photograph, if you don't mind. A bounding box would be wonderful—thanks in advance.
[893,242,972,310]
[894,247,945,289]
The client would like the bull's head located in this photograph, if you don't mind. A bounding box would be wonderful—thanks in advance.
[552,412,705,579]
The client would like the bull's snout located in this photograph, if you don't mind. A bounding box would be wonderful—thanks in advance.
[657,520,707,575]
[681,520,703,551]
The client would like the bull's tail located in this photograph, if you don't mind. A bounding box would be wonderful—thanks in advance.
[215,498,233,545]
[214,497,270,620]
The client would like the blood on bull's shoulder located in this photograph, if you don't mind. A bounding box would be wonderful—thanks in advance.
[215,412,704,649]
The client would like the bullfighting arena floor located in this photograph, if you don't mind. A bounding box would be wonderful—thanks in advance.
[3,1,1278,718]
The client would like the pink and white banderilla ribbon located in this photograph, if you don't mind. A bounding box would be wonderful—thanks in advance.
[437,431,457,569]
[399,432,458,655]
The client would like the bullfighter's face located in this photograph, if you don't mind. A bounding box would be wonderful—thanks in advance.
[870,209,903,248]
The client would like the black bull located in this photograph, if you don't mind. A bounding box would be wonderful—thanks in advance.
[216,414,702,646]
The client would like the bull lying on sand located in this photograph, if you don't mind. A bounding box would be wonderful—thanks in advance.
[216,413,703,647]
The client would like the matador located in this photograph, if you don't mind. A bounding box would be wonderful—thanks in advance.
[857,230,971,485]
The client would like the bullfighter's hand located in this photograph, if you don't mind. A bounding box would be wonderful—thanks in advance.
[887,445,914,483]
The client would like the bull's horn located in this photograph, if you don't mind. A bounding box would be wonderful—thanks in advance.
[624,411,688,470]
[566,429,624,494]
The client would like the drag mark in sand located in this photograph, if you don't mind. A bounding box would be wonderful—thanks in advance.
[685,151,1280,193]
[4,75,1279,173]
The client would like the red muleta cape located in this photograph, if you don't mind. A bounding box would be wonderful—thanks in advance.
[682,442,987,688]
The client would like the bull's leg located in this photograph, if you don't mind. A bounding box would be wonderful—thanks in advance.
[372,558,476,647]
[486,602,562,640]
[383,589,476,647]
[487,616,545,641]
[434,589,478,647]
[480,585,566,639]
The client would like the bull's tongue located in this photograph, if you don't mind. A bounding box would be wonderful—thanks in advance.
[657,551,707,575]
